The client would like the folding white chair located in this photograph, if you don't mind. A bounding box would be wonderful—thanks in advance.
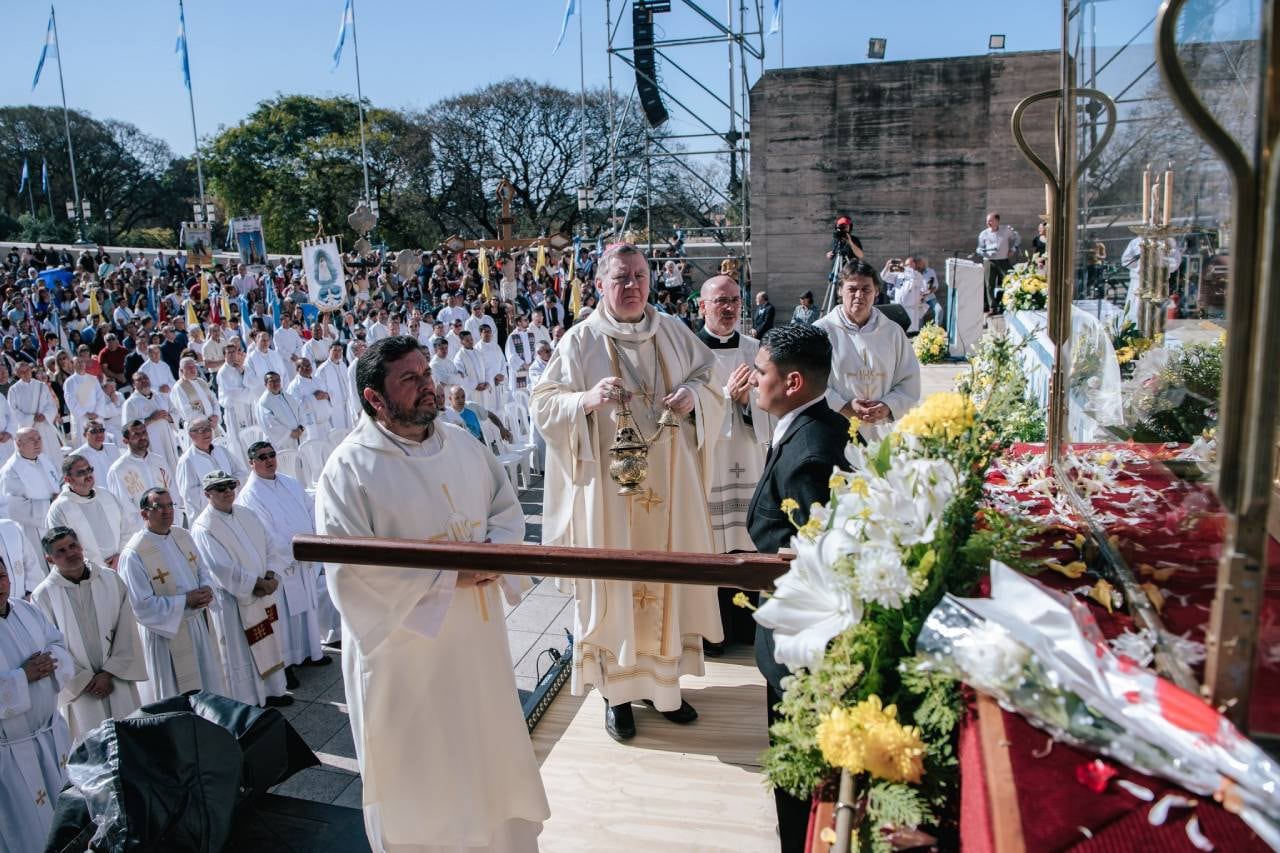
[297,438,332,489]
[503,402,539,477]
[274,448,303,482]
[238,425,267,453]
[480,421,523,494]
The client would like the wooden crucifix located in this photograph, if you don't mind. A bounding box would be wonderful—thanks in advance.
[441,179,574,256]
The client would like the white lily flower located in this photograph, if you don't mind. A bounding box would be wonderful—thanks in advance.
[753,530,863,672]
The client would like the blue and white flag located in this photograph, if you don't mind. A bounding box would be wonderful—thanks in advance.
[32,8,57,91]
[41,159,48,194]
[769,0,782,35]
[176,0,192,90]
[552,0,576,55]
[332,0,353,70]
[146,282,158,320]
[18,160,29,193]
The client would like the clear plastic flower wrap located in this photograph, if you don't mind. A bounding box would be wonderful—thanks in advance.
[915,562,1280,850]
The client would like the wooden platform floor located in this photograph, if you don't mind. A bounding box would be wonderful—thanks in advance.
[531,646,777,852]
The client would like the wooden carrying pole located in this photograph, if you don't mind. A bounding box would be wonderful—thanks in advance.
[292,535,790,590]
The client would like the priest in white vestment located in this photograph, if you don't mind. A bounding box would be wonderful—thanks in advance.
[175,417,247,523]
[272,316,302,381]
[315,335,549,852]
[217,344,256,440]
[138,345,177,395]
[528,310,552,348]
[47,453,136,570]
[530,243,725,741]
[192,471,291,708]
[287,357,331,435]
[7,362,64,466]
[63,355,108,441]
[695,276,774,650]
[314,342,353,432]
[118,487,226,704]
[31,527,147,745]
[256,372,309,451]
[0,560,73,853]
[98,380,124,445]
[121,371,179,472]
[0,516,43,600]
[237,441,333,666]
[476,326,509,413]
[453,331,491,407]
[170,357,221,433]
[0,428,61,561]
[504,317,535,392]
[428,338,463,395]
[71,420,122,478]
[245,331,288,391]
[1121,235,1183,325]
[815,261,922,443]
[106,420,175,512]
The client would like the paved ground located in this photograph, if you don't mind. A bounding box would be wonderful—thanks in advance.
[271,363,966,808]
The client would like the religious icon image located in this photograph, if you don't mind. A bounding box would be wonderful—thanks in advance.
[181,222,212,267]
[231,215,267,271]
[301,238,346,311]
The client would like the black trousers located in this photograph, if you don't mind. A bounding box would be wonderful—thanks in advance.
[983,258,1012,313]
[767,683,812,853]
[716,587,759,645]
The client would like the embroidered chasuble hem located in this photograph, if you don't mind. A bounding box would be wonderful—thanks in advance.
[573,634,705,687]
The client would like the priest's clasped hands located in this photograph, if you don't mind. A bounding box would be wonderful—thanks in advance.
[184,586,215,610]
[457,571,499,588]
[22,650,57,683]
[850,399,891,423]
[726,363,753,405]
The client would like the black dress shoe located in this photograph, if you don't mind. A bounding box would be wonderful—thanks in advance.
[703,639,725,658]
[264,694,294,708]
[605,702,636,742]
[643,699,698,724]
[285,667,300,690]
[301,655,332,667]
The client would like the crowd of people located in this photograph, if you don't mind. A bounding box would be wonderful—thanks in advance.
[0,235,922,852]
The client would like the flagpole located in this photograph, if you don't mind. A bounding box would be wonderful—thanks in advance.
[349,0,372,206]
[179,0,208,228]
[50,5,86,244]
[44,161,54,220]
[25,165,36,218]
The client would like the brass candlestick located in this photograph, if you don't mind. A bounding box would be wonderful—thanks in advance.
[1128,222,1189,338]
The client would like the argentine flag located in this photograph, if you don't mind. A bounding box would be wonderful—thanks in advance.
[18,160,29,194]
[32,8,57,91]
[770,0,782,35]
[41,159,49,194]
[552,0,576,55]
[176,0,192,90]
[332,0,353,70]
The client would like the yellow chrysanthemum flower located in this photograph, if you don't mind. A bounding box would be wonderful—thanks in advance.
[815,696,927,784]
[894,392,976,442]
[847,417,862,440]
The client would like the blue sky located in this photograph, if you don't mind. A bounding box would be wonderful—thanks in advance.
[4,0,1078,156]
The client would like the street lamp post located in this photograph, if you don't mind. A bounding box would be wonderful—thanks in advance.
[104,208,113,246]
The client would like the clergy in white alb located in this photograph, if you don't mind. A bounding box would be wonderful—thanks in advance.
[0,428,61,561]
[0,560,73,853]
[272,316,303,380]
[428,338,463,395]
[315,335,549,852]
[0,391,14,465]
[287,357,331,436]
[98,381,124,445]
[695,275,774,554]
[0,517,43,601]
[7,362,64,466]
[1121,235,1183,325]
[217,344,256,439]
[47,454,137,570]
[121,371,179,471]
[452,331,492,408]
[504,318,535,391]
[345,340,368,426]
[192,471,290,708]
[63,355,109,441]
[476,326,509,412]
[237,442,333,663]
[815,261,921,443]
[257,372,308,450]
[245,332,288,390]
[175,417,247,523]
[314,342,354,432]
[72,420,123,478]
[30,527,146,746]
[528,311,552,348]
[138,345,177,394]
[118,487,226,705]
[530,243,725,738]
[170,357,221,433]
[107,420,175,512]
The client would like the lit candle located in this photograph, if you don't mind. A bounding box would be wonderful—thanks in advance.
[1045,183,1052,217]
[1163,166,1174,227]
[1142,167,1152,226]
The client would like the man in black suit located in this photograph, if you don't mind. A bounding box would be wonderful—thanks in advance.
[746,323,852,853]
[751,291,776,337]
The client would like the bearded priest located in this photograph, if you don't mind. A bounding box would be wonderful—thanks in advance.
[530,242,725,743]
[315,336,548,852]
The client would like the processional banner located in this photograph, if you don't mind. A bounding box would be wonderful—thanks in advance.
[180,222,213,267]
[300,238,346,311]
[230,216,267,271]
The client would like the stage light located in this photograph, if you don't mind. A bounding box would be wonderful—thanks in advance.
[989,34,1006,50]
[867,38,886,60]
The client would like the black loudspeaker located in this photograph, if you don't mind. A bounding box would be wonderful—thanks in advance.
[633,4,669,127]
[875,303,912,334]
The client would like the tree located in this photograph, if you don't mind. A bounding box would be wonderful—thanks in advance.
[0,106,188,243]
[205,94,433,252]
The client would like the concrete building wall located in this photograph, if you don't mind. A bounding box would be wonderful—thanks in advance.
[749,51,1060,309]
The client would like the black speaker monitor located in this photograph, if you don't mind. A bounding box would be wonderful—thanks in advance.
[632,3,669,127]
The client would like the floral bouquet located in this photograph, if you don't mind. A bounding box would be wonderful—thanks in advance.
[913,322,949,364]
[1124,337,1224,444]
[916,562,1280,850]
[1000,256,1048,312]
[1110,319,1155,379]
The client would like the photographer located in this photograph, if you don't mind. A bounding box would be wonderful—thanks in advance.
[826,216,865,263]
